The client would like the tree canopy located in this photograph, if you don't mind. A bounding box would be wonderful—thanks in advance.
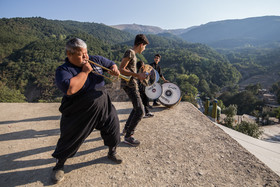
[1,17,274,103]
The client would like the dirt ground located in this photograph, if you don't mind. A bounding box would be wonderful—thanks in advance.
[0,102,279,187]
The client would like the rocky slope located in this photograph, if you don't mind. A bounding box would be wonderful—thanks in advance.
[0,102,279,186]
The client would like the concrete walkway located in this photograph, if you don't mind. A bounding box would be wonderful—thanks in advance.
[215,123,280,176]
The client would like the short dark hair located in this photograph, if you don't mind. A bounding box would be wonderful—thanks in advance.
[154,54,161,58]
[134,34,149,46]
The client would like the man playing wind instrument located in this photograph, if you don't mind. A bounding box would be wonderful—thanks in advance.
[51,38,122,184]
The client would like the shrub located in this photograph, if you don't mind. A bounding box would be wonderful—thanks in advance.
[234,121,263,138]
[0,83,26,102]
[223,117,234,129]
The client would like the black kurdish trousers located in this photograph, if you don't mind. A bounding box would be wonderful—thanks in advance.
[52,89,120,160]
[139,84,150,114]
[122,85,144,136]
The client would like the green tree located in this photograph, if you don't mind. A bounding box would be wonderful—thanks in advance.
[234,121,263,138]
[217,100,225,111]
[223,104,237,117]
[274,107,280,122]
[228,91,260,115]
[187,74,199,86]
[222,104,237,128]
[199,79,210,96]
[245,83,261,95]
[0,83,26,102]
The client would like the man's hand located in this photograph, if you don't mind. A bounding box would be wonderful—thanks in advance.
[137,72,147,80]
[109,64,120,76]
[82,62,93,74]
[67,62,92,96]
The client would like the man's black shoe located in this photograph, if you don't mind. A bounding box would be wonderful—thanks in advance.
[51,167,64,184]
[124,136,140,147]
[107,154,122,164]
[143,112,154,118]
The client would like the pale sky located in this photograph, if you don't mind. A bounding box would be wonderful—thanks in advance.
[0,0,279,29]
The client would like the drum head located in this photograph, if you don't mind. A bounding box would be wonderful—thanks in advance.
[154,69,160,83]
[145,83,162,100]
[159,83,181,107]
[139,65,159,87]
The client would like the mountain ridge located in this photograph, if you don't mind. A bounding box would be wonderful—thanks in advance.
[180,15,280,48]
[110,16,280,48]
[110,23,196,36]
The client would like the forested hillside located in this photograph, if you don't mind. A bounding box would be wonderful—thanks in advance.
[0,17,240,102]
[217,47,280,89]
[180,16,280,49]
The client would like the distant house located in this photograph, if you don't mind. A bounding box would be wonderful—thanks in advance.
[219,114,256,125]
[263,104,280,113]
[263,93,278,105]
[260,91,279,113]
